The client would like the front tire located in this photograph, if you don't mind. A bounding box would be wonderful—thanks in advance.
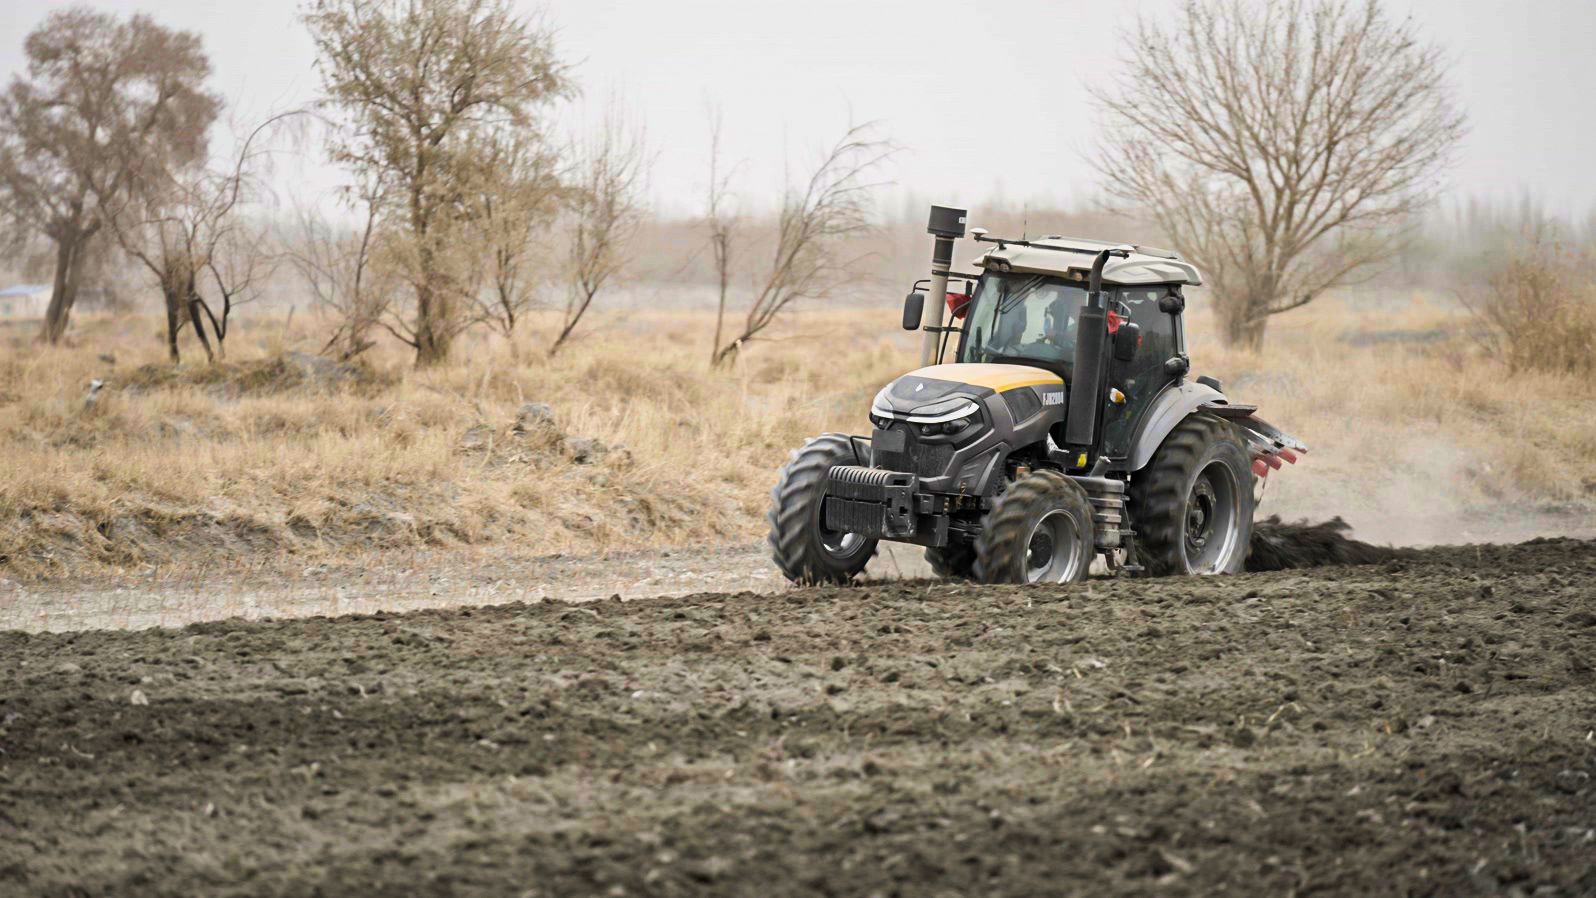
[974,470,1095,584]
[1129,413,1254,576]
[768,434,877,584]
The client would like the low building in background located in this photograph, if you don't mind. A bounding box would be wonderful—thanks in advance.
[0,284,50,320]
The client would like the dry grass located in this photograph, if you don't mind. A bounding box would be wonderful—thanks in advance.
[1465,236,1596,377]
[1197,291,1596,541]
[2,289,1592,578]
[0,308,905,577]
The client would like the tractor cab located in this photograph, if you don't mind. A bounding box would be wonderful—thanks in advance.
[935,235,1203,471]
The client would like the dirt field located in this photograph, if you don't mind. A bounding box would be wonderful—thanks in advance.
[3,539,1595,897]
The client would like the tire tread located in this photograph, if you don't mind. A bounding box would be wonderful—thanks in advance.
[973,470,1094,584]
[1128,413,1251,576]
[767,433,875,584]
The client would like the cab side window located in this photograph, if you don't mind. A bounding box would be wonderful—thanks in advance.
[1120,287,1177,365]
[1101,287,1183,459]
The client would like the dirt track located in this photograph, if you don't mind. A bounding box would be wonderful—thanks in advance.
[3,539,1594,897]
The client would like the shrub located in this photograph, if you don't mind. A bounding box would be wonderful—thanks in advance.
[1469,232,1596,376]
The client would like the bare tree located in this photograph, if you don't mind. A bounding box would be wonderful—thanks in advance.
[1092,0,1465,349]
[196,222,275,358]
[110,179,208,363]
[464,130,562,337]
[549,111,647,358]
[288,180,388,361]
[0,9,219,344]
[304,0,571,366]
[706,110,740,366]
[710,123,892,368]
[109,113,291,363]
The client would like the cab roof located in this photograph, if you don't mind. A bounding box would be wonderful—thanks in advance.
[970,235,1203,287]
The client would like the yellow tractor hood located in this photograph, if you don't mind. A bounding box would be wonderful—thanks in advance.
[903,363,1062,393]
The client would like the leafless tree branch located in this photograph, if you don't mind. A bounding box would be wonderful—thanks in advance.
[1090,0,1465,348]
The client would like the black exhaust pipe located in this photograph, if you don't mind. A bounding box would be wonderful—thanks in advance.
[1062,248,1130,460]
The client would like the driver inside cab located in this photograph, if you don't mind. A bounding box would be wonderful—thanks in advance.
[1042,294,1077,354]
[988,301,1030,356]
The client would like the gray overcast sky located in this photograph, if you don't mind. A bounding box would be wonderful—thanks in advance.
[3,0,1595,218]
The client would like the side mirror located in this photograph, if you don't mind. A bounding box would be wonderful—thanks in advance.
[901,292,925,330]
[1113,321,1141,362]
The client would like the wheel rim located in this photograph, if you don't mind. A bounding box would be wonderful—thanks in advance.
[820,524,865,558]
[1023,509,1086,583]
[1184,460,1241,573]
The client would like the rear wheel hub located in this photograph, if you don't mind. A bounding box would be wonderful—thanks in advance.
[1183,463,1239,573]
[1186,479,1216,551]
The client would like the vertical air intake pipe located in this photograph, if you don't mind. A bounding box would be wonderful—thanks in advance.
[920,206,966,366]
[1062,247,1131,458]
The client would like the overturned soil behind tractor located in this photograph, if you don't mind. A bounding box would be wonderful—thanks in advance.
[3,539,1595,896]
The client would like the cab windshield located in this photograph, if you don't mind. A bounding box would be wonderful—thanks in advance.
[959,273,1087,377]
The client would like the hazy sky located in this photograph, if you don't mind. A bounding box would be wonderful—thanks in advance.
[3,0,1594,219]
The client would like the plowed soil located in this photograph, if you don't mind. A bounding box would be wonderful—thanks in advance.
[3,539,1594,897]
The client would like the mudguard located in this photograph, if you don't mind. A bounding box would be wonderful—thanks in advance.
[1123,384,1308,473]
[1122,382,1224,472]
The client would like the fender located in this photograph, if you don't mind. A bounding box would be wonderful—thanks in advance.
[1121,382,1226,472]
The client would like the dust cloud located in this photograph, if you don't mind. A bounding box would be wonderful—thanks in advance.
[1254,432,1596,549]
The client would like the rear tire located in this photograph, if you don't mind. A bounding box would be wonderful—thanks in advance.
[925,542,977,580]
[768,433,877,584]
[1129,413,1254,576]
[974,470,1095,584]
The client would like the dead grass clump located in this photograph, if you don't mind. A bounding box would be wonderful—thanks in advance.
[1466,235,1596,377]
[121,352,394,398]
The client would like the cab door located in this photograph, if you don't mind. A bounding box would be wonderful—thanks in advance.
[1100,285,1184,461]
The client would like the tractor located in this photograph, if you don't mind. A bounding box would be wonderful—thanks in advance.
[768,205,1306,584]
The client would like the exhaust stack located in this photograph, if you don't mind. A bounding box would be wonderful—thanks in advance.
[1063,247,1132,460]
[920,205,966,366]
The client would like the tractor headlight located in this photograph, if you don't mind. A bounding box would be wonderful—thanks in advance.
[907,398,980,436]
[870,385,895,424]
[872,390,981,435]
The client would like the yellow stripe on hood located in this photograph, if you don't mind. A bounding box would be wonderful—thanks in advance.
[906,363,1062,392]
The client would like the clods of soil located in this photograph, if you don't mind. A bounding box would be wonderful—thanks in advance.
[1247,515,1399,571]
[2,539,1594,896]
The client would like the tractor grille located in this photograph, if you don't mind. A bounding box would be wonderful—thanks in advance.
[871,423,954,478]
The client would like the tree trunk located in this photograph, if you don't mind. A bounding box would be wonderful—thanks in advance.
[711,338,739,368]
[187,278,216,364]
[164,286,185,364]
[711,297,728,367]
[415,328,450,366]
[38,235,85,345]
[412,280,451,367]
[1217,294,1269,351]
